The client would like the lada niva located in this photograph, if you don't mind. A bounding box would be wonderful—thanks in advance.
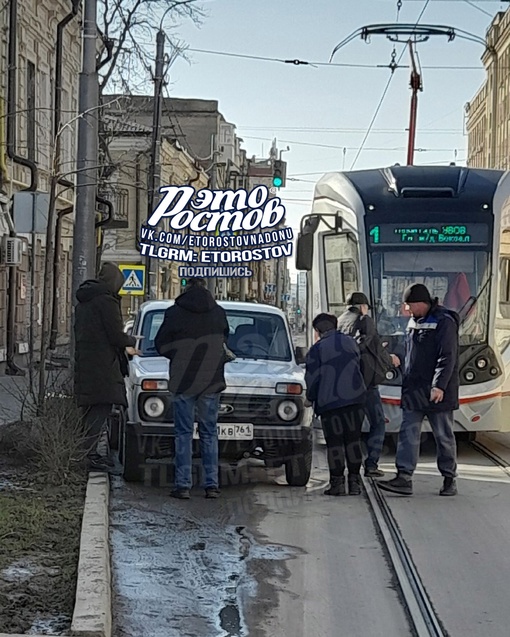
[119,300,313,486]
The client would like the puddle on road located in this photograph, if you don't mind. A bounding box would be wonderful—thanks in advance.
[110,484,299,637]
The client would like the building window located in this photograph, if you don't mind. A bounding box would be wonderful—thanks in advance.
[26,61,36,162]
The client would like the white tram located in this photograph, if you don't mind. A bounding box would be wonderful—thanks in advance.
[296,166,510,433]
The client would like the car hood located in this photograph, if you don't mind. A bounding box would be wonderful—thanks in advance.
[130,356,304,389]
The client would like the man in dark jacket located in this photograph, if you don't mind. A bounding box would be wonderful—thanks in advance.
[378,283,459,497]
[74,262,138,472]
[155,277,229,500]
[337,292,400,477]
[305,313,367,496]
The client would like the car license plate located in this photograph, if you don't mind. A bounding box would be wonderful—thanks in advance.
[193,423,253,440]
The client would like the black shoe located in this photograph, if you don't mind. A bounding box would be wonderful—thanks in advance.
[170,488,191,500]
[378,475,413,495]
[440,477,457,496]
[324,476,345,496]
[365,467,385,478]
[88,456,120,474]
[348,475,362,496]
[205,487,221,499]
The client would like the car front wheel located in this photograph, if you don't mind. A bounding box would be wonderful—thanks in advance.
[284,432,313,487]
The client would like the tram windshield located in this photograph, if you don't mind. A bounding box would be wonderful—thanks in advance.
[369,249,491,347]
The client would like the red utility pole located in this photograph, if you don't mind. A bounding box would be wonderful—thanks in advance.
[406,40,422,166]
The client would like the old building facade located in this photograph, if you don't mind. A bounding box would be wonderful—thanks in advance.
[466,10,510,169]
[0,0,81,371]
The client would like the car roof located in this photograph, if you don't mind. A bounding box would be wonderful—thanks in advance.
[138,299,286,317]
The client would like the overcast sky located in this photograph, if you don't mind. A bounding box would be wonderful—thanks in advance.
[158,0,507,275]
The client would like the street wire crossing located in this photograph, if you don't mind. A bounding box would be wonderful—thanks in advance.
[119,264,146,296]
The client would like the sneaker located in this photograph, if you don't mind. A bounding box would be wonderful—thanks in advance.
[324,476,345,496]
[440,477,457,496]
[170,488,191,500]
[378,475,413,495]
[205,487,221,499]
[365,467,385,478]
[348,475,362,496]
[88,456,120,474]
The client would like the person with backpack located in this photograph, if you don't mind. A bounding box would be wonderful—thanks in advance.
[337,292,400,477]
[378,283,459,497]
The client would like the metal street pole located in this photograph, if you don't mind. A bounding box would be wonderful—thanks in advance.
[207,134,218,296]
[145,29,165,300]
[72,0,98,301]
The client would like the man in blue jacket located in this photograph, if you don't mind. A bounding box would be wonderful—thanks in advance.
[305,313,367,496]
[378,283,459,497]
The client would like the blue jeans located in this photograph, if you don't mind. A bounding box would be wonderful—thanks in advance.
[363,387,386,470]
[173,393,220,489]
[396,409,457,478]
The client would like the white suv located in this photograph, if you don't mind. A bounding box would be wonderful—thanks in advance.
[117,300,313,486]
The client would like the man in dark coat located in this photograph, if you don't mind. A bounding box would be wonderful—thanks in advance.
[74,262,138,472]
[378,283,459,497]
[337,292,400,477]
[305,313,367,496]
[155,277,229,500]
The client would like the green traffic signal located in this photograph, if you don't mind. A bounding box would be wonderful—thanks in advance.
[272,176,283,188]
[296,308,301,315]
[181,278,187,287]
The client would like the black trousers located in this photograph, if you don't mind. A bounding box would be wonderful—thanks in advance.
[82,404,112,457]
[321,404,365,478]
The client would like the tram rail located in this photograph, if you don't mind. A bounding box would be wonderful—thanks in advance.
[363,476,447,637]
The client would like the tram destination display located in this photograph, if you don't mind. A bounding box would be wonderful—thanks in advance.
[368,223,489,247]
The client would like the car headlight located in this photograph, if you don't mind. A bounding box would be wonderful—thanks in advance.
[143,396,165,418]
[277,400,299,422]
[475,357,488,370]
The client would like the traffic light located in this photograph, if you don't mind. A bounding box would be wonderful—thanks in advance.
[180,278,187,291]
[272,159,286,188]
[296,307,301,315]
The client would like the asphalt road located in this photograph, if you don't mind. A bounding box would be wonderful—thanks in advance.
[110,434,510,637]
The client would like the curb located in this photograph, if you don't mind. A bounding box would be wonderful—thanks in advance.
[70,472,111,637]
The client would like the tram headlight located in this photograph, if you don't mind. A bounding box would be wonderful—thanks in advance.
[475,357,488,370]
[464,370,476,382]
[143,396,165,419]
[277,400,299,422]
[385,369,396,381]
[490,367,499,376]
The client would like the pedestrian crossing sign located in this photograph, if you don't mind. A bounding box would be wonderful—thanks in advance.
[119,264,145,296]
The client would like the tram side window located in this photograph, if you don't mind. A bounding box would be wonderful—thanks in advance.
[500,258,510,318]
[323,233,360,315]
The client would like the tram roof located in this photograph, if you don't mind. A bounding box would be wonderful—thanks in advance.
[312,166,505,218]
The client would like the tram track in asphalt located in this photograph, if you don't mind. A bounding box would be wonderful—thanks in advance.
[470,439,510,477]
[362,474,448,637]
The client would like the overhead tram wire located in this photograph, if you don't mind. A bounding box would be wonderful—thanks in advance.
[462,0,495,17]
[347,0,431,169]
[185,48,489,71]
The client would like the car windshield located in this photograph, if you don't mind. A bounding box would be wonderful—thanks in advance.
[139,308,292,361]
[369,249,491,348]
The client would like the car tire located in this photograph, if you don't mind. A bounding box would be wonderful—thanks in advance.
[284,431,313,487]
[122,424,145,482]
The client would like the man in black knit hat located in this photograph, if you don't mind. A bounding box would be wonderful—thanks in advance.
[378,283,459,497]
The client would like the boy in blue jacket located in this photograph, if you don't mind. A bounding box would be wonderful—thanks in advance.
[305,313,367,496]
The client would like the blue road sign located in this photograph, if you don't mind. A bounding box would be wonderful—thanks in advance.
[119,264,145,296]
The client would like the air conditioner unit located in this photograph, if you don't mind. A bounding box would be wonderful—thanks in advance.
[2,237,23,266]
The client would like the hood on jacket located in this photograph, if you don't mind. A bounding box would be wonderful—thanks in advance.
[429,302,460,327]
[176,285,217,313]
[76,279,112,304]
[98,262,125,295]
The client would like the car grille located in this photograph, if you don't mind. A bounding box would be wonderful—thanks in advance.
[218,394,271,423]
[160,394,272,424]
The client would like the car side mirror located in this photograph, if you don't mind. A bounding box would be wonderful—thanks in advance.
[295,346,307,365]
